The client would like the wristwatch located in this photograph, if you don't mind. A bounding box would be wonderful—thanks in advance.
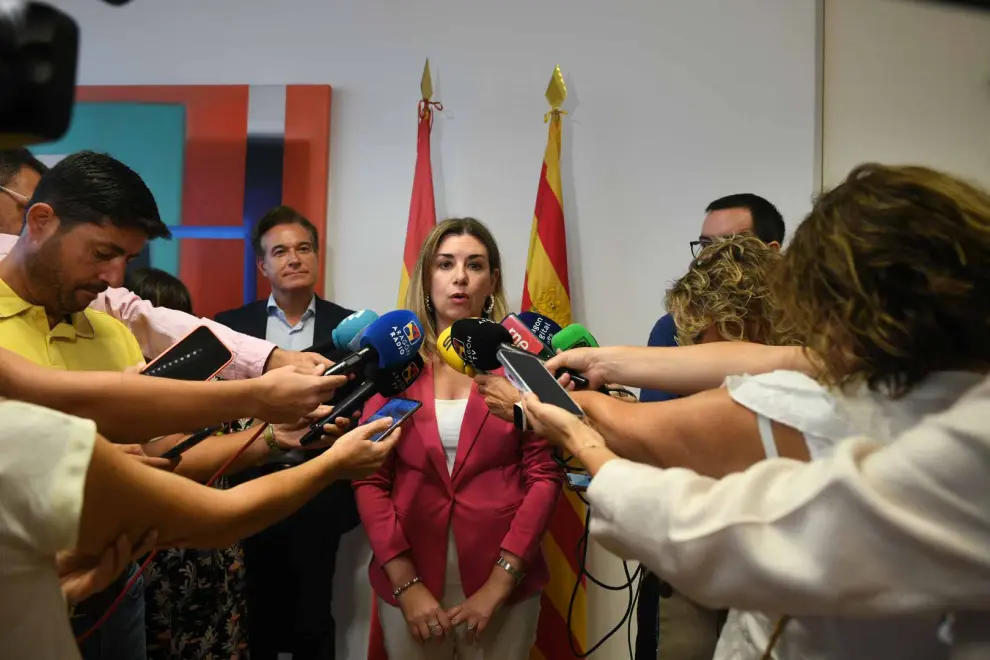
[496,556,524,581]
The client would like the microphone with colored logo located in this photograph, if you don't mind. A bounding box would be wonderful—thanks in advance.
[299,354,425,446]
[437,326,477,377]
[507,313,594,389]
[322,310,425,378]
[551,323,600,351]
[305,309,379,361]
[448,318,516,372]
[517,311,563,347]
[500,313,556,360]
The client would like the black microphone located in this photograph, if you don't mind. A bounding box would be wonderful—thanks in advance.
[448,318,516,372]
[299,354,425,446]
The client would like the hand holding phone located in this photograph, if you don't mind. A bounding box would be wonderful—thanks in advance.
[141,326,233,381]
[362,397,422,441]
[565,472,592,492]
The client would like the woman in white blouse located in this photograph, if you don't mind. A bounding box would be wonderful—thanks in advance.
[542,164,990,658]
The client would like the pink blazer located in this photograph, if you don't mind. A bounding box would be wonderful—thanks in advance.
[353,362,563,607]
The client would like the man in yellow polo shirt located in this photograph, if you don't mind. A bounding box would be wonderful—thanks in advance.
[0,150,171,660]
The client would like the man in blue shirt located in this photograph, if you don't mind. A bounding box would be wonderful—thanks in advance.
[636,193,785,660]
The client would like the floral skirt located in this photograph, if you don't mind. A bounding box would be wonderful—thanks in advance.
[144,478,250,659]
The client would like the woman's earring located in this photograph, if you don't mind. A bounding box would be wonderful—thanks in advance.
[425,293,433,313]
[483,295,495,318]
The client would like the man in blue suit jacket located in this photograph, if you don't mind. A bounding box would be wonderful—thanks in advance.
[636,193,785,660]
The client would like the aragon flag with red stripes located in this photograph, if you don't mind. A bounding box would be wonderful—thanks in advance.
[521,67,587,660]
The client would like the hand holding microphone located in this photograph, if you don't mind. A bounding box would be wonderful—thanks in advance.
[299,310,423,446]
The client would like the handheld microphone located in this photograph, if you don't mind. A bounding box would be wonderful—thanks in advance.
[500,313,556,360]
[448,318,516,372]
[549,323,601,390]
[506,313,594,389]
[299,354,425,446]
[305,309,379,360]
[518,311,563,347]
[322,310,424,378]
[437,326,477,377]
[551,323,600,351]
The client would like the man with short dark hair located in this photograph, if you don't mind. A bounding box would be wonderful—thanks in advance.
[0,150,172,660]
[216,205,357,660]
[637,193,785,660]
[0,148,329,379]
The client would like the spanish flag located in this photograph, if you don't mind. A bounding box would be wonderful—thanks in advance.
[397,60,440,308]
[370,62,440,660]
[523,66,586,660]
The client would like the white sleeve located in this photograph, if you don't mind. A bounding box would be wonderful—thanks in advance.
[586,376,990,617]
[0,401,96,555]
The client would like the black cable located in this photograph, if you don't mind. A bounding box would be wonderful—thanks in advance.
[564,490,640,659]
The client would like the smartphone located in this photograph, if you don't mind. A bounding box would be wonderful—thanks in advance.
[497,347,585,418]
[362,397,422,442]
[141,326,233,381]
[160,424,223,460]
[566,472,592,491]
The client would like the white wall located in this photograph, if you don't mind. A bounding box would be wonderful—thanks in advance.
[52,1,820,657]
[823,0,990,188]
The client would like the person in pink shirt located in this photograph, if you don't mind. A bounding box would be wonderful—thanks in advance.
[0,148,325,379]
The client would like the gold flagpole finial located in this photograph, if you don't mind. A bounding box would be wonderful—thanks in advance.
[421,58,433,101]
[545,64,567,110]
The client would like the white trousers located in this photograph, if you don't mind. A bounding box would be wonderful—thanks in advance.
[378,531,541,660]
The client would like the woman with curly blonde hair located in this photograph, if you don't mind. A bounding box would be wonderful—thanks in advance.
[664,233,795,347]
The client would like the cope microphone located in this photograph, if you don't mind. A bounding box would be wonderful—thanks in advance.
[517,311,563,347]
[323,310,425,378]
[299,354,425,446]
[437,326,477,377]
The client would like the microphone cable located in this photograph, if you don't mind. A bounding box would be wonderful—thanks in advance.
[561,482,641,659]
[75,421,268,644]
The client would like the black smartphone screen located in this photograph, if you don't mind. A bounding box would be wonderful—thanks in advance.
[363,397,422,441]
[141,326,233,381]
[497,348,585,417]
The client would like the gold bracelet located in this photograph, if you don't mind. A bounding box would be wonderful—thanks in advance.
[263,425,283,454]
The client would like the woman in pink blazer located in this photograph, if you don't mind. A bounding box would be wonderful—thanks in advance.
[354,217,563,659]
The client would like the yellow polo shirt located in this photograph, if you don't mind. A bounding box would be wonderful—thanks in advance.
[0,278,143,372]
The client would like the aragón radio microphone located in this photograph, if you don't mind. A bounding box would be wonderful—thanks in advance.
[322,310,424,378]
[299,354,425,446]
[448,317,516,371]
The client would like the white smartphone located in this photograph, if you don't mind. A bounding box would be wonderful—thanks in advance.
[497,347,584,418]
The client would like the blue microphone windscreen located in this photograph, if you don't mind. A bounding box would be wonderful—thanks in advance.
[519,311,563,346]
[332,309,379,349]
[360,310,425,368]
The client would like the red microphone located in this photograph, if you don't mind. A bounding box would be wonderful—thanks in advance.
[500,313,555,359]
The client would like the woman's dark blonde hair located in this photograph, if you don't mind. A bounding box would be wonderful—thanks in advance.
[773,163,990,396]
[665,234,792,347]
[405,217,509,359]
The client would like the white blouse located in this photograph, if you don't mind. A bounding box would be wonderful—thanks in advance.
[709,370,983,660]
[0,400,96,660]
